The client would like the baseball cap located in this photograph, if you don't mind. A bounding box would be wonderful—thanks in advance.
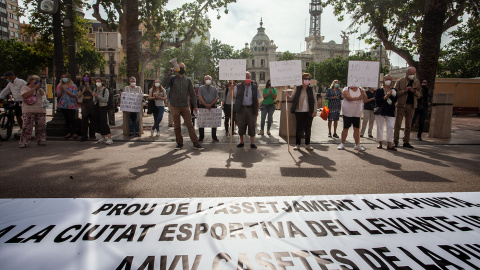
[3,71,15,77]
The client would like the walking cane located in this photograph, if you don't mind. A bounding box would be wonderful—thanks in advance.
[230,84,234,150]
[358,88,365,153]
[285,86,292,152]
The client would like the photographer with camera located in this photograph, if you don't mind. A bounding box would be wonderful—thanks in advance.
[393,67,421,148]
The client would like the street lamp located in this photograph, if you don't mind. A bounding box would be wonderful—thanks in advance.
[38,0,59,15]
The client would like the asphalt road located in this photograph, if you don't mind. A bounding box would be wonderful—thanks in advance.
[1,138,479,198]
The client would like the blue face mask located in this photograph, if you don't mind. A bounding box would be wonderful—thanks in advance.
[6,79,12,83]
[62,78,69,83]
[334,83,339,88]
[194,84,199,88]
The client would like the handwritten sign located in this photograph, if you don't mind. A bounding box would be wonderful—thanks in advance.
[219,59,246,80]
[269,60,302,87]
[120,92,143,113]
[347,61,380,87]
[196,108,222,128]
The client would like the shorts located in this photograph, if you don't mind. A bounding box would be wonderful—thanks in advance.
[14,102,22,117]
[343,116,360,129]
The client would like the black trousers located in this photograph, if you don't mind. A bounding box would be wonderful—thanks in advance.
[223,104,236,133]
[198,104,217,139]
[61,108,76,135]
[295,112,313,145]
[96,106,111,136]
[81,99,96,137]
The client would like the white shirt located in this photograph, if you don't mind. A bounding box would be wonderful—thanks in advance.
[341,87,363,117]
[0,78,27,102]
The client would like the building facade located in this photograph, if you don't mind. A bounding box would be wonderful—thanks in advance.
[0,0,20,40]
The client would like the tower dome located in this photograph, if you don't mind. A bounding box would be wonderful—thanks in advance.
[250,18,270,51]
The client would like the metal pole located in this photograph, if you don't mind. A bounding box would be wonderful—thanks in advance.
[66,0,76,78]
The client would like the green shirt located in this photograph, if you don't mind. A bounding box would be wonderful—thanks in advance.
[262,88,277,105]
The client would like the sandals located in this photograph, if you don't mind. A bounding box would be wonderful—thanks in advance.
[328,133,332,138]
[333,133,339,138]
[377,145,383,149]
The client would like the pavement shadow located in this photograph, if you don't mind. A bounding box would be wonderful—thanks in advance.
[129,149,192,179]
[293,148,336,172]
[349,150,402,171]
[224,148,266,168]
[386,170,453,183]
[410,147,480,176]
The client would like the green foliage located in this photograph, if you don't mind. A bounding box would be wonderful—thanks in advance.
[0,39,52,79]
[278,51,296,61]
[307,53,389,89]
[438,18,480,78]
[76,47,106,75]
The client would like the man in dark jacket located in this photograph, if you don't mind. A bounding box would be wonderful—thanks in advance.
[234,72,261,149]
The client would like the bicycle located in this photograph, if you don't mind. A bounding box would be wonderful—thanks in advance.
[0,100,15,141]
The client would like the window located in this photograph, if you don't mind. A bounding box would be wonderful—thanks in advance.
[9,21,12,27]
[98,27,103,32]
[88,28,93,33]
[260,72,265,81]
[260,59,265,67]
[306,62,310,68]
[9,12,13,18]
[15,32,18,38]
[251,72,256,81]
[13,15,17,20]
[261,46,265,51]
[10,30,14,36]
[7,4,11,9]
[14,23,18,29]
[251,59,255,67]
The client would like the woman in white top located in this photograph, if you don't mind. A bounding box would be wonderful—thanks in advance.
[338,86,366,151]
[123,77,143,136]
[148,79,167,136]
[93,78,113,144]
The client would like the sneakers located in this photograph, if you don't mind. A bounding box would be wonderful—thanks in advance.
[212,138,219,142]
[267,130,271,135]
[97,138,106,143]
[259,130,264,135]
[37,141,46,146]
[328,133,332,138]
[151,129,154,136]
[354,145,366,151]
[250,144,257,149]
[293,145,300,150]
[194,143,204,150]
[338,143,345,150]
[19,144,26,148]
[368,135,374,138]
[305,145,313,151]
[156,131,160,136]
[134,133,141,137]
[237,143,244,148]
[403,143,414,148]
[174,144,183,150]
[333,133,339,138]
[106,139,113,145]
[360,134,364,138]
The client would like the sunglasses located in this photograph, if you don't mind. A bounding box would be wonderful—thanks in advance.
[304,78,311,81]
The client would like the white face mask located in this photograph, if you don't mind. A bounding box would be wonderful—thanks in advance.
[130,82,136,87]
[96,82,102,87]
[384,80,392,86]
[408,75,415,80]
[155,83,161,87]
[205,80,211,85]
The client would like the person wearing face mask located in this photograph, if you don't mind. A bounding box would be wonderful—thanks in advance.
[0,71,27,133]
[92,78,113,145]
[360,87,376,139]
[162,62,203,150]
[148,79,167,136]
[325,80,342,138]
[288,73,318,150]
[259,80,277,136]
[56,73,78,139]
[123,76,143,137]
[78,73,96,141]
[393,66,421,148]
[411,79,429,141]
[191,80,200,126]
[234,72,262,149]
[197,75,219,142]
[18,75,46,148]
[338,85,367,151]
[375,75,398,150]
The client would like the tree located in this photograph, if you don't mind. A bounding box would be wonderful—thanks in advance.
[211,38,253,85]
[324,0,480,98]
[278,51,296,61]
[76,47,106,75]
[0,39,51,79]
[438,17,480,78]
[306,53,389,90]
[126,0,139,81]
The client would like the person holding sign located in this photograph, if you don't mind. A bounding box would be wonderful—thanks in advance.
[234,72,261,149]
[338,85,366,151]
[148,79,167,137]
[259,80,277,136]
[162,62,203,150]
[198,75,219,142]
[375,74,397,150]
[123,77,143,137]
[288,73,317,151]
[393,67,421,149]
[222,80,237,136]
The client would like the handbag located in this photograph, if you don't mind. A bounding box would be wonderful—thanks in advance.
[320,100,329,120]
[24,95,37,105]
[41,92,49,108]
[373,105,383,115]
[147,99,158,114]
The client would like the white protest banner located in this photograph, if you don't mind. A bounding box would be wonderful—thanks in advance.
[120,92,143,112]
[347,60,380,88]
[219,59,246,80]
[269,60,302,87]
[196,108,222,128]
[0,192,479,269]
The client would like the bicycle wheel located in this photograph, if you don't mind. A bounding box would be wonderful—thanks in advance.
[0,113,13,141]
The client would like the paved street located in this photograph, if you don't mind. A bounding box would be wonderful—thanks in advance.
[1,110,479,198]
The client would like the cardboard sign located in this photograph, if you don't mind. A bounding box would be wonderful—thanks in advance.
[219,59,247,80]
[120,92,143,113]
[1,193,479,269]
[196,108,222,128]
[347,61,380,87]
[269,60,302,87]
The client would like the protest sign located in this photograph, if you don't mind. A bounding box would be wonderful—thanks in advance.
[347,61,380,88]
[219,59,246,80]
[0,192,479,269]
[196,108,222,128]
[120,92,143,113]
[269,60,302,87]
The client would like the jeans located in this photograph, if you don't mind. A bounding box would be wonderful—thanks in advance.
[128,112,140,134]
[411,108,428,138]
[260,104,275,131]
[152,106,165,132]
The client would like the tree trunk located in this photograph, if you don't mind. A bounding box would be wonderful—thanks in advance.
[416,0,447,133]
[126,0,139,80]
